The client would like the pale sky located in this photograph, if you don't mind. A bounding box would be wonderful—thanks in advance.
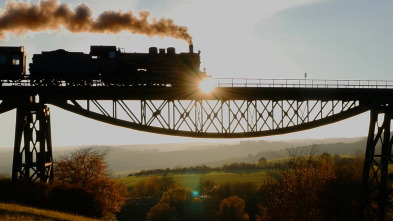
[0,0,392,147]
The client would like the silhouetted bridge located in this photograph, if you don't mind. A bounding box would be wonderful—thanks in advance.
[1,78,392,220]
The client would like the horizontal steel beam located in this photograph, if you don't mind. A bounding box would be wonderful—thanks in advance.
[1,86,393,102]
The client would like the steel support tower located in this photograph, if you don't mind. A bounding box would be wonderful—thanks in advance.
[361,104,393,220]
[12,96,53,182]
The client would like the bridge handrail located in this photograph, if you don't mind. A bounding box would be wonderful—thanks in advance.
[2,78,393,89]
[214,78,393,89]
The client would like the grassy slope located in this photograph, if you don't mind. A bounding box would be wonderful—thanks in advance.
[0,203,100,221]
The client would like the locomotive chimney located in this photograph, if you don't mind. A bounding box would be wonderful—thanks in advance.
[149,47,158,54]
[189,44,194,53]
[167,47,176,55]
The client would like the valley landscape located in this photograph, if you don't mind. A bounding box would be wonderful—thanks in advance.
[0,136,368,220]
[0,137,365,176]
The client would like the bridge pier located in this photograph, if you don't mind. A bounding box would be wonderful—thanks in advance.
[361,106,393,220]
[12,96,53,182]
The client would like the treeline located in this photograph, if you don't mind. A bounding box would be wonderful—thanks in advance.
[130,152,355,176]
[130,161,278,176]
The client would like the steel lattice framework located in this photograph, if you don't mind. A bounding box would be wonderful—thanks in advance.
[1,79,393,220]
[48,99,365,138]
[12,101,53,182]
[361,107,393,221]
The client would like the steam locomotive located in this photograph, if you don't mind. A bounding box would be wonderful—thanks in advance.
[0,45,206,87]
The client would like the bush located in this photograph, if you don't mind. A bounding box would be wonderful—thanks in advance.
[146,203,177,221]
[216,196,249,221]
[130,174,177,199]
[47,183,100,217]
[211,182,258,219]
[54,147,127,217]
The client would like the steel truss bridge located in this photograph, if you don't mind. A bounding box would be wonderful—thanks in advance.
[1,78,393,220]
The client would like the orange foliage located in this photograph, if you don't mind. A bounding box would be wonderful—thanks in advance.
[258,151,337,221]
[146,203,177,221]
[216,195,249,221]
[54,147,127,216]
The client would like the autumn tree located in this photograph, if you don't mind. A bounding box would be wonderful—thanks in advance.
[54,147,127,217]
[211,182,258,219]
[146,203,177,221]
[257,146,337,221]
[216,196,249,221]
[130,174,177,198]
[257,157,267,168]
[160,187,191,210]
[147,187,192,220]
[55,147,107,187]
[130,175,162,198]
[199,176,215,196]
[160,173,176,192]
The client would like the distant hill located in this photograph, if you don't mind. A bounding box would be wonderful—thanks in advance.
[0,137,367,176]
[205,137,368,167]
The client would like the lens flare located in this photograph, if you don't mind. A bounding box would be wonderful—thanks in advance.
[199,78,216,94]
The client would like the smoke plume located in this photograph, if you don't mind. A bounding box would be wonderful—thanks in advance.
[0,0,192,44]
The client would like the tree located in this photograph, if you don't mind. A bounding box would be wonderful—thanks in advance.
[257,157,267,168]
[258,147,337,221]
[160,187,191,209]
[130,175,161,198]
[147,187,192,220]
[211,182,258,219]
[54,147,127,217]
[216,196,249,221]
[199,176,215,196]
[146,203,177,221]
[130,174,177,198]
[320,152,332,162]
[160,173,176,192]
[55,147,108,188]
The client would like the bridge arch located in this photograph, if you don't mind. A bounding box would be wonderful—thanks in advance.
[48,98,371,138]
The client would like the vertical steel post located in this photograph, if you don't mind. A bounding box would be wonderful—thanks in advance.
[12,98,53,182]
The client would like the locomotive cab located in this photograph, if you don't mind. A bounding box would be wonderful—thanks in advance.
[90,46,117,59]
[0,46,26,80]
[90,46,118,82]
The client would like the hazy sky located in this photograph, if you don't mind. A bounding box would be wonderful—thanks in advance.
[0,0,392,147]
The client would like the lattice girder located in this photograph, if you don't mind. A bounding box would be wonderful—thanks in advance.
[48,99,370,138]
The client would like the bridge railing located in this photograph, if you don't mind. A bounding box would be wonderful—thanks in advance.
[214,78,393,89]
[2,78,393,89]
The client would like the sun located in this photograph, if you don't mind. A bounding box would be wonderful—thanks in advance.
[199,78,216,94]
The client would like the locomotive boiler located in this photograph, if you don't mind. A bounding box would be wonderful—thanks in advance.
[29,45,206,87]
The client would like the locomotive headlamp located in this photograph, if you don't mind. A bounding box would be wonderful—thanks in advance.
[199,78,216,94]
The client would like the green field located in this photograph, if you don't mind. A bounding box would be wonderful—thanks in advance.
[118,170,274,191]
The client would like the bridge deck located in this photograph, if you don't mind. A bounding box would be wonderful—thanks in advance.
[1,86,393,102]
[1,78,393,101]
